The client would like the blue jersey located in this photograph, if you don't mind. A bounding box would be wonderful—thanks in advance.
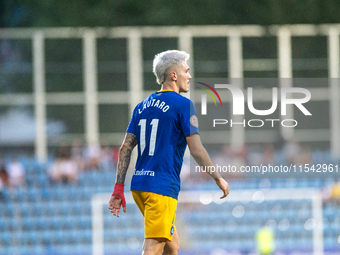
[127,90,199,200]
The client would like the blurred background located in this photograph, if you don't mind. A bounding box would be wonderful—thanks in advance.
[1,1,340,255]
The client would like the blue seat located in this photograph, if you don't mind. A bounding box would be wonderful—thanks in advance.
[0,232,11,246]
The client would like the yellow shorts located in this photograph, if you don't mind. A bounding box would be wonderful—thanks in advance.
[132,190,177,241]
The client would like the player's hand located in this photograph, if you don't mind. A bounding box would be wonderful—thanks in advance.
[108,195,126,217]
[215,178,230,199]
[108,183,126,217]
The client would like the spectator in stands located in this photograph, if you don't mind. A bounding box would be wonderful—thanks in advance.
[7,157,25,188]
[321,182,330,205]
[84,142,101,170]
[262,143,275,165]
[48,145,79,185]
[71,139,85,171]
[0,160,9,201]
[248,144,263,166]
[47,158,60,185]
[283,139,301,164]
[330,179,340,205]
[0,159,9,186]
[296,145,312,165]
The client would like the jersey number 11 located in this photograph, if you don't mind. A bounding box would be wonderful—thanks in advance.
[138,119,159,156]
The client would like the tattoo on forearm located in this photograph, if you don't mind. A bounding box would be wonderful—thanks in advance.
[116,133,137,184]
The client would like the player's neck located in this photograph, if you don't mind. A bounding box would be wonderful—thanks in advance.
[160,81,179,93]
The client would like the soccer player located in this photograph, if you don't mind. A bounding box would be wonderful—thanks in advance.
[108,50,230,255]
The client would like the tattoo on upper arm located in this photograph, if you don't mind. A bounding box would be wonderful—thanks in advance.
[116,133,137,184]
[124,133,138,149]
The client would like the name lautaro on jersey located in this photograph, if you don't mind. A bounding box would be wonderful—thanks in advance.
[134,169,155,176]
[138,99,170,114]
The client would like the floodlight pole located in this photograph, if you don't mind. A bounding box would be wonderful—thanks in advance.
[178,28,193,100]
[127,29,143,119]
[228,30,245,152]
[328,28,340,159]
[33,31,47,162]
[278,27,294,141]
[83,30,99,146]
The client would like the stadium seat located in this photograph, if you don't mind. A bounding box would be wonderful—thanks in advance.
[2,155,338,254]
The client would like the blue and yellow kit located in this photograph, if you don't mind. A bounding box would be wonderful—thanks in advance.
[127,90,199,240]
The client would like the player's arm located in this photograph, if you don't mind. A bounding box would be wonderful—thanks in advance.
[108,132,137,217]
[186,133,230,198]
[115,132,137,184]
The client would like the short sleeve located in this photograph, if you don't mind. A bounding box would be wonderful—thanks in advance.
[180,99,199,137]
[126,105,138,135]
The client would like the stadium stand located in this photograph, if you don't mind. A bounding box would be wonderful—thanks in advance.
[0,151,340,255]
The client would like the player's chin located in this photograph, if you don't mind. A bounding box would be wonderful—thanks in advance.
[180,87,189,93]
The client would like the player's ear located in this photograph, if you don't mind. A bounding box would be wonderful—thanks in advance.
[170,71,177,81]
